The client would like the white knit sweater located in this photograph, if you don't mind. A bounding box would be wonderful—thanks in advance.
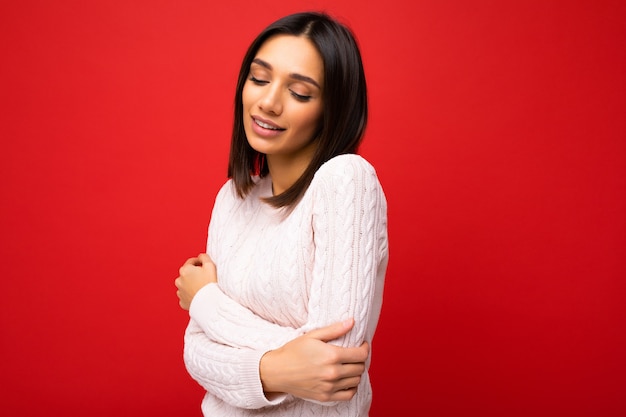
[184,154,389,416]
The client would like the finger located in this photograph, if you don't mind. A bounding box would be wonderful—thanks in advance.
[329,387,358,402]
[184,257,201,266]
[174,277,182,289]
[337,363,366,379]
[199,255,216,273]
[331,344,369,364]
[305,318,354,342]
[360,341,370,357]
[198,253,213,265]
[334,375,362,392]
[179,263,194,276]
[202,261,217,277]
[179,260,200,276]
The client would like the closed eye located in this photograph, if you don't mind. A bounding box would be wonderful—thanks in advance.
[249,75,269,85]
[290,91,312,102]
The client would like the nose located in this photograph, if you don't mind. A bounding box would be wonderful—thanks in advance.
[258,84,283,115]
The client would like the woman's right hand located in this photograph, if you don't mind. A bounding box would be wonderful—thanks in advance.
[259,318,369,402]
[175,253,217,310]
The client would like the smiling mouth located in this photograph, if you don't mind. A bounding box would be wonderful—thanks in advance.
[253,117,285,131]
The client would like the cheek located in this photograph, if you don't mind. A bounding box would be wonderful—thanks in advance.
[295,106,323,134]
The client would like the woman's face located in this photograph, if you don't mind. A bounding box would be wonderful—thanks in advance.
[242,34,324,163]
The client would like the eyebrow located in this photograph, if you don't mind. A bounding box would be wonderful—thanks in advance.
[252,58,321,90]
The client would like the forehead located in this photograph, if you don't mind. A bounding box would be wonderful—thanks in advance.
[254,35,324,85]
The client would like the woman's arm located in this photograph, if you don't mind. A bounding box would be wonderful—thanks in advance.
[300,154,388,347]
[184,317,369,408]
[183,320,285,409]
[176,254,302,349]
[260,155,388,401]
[259,318,369,403]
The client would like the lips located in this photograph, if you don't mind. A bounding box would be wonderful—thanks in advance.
[252,116,285,131]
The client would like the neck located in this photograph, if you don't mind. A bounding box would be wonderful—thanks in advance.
[267,142,317,195]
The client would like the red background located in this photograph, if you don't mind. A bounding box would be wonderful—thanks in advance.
[1,1,625,416]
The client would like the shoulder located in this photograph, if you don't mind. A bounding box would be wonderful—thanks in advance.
[312,154,382,190]
[214,178,236,203]
[314,154,379,181]
[307,154,387,227]
[306,154,386,210]
[212,178,245,213]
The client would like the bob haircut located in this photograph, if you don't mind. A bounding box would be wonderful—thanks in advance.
[227,11,368,209]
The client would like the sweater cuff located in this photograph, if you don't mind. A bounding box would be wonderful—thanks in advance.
[188,282,218,323]
[240,348,288,409]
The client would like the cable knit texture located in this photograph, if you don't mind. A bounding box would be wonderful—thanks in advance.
[184,154,389,416]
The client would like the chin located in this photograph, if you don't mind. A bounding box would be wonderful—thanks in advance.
[246,137,273,155]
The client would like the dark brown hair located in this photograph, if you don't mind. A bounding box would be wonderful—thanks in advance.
[228,11,368,208]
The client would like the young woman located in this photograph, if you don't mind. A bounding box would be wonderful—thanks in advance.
[175,11,389,416]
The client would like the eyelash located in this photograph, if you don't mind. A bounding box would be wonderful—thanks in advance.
[291,91,312,102]
[249,75,268,85]
[248,76,312,102]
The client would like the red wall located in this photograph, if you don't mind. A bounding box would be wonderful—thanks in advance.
[1,1,624,416]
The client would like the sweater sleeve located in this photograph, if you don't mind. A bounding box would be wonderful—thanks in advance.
[189,283,301,349]
[302,154,388,347]
[183,319,289,409]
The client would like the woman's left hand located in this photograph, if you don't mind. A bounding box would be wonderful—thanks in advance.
[175,253,217,310]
